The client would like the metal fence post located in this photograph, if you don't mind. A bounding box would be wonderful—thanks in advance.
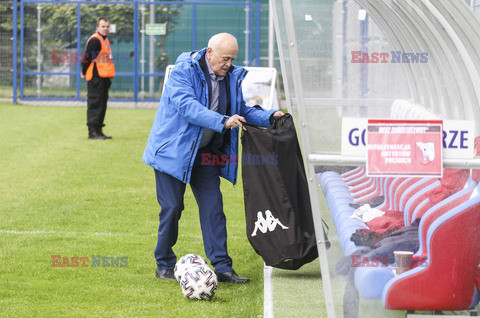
[133,1,139,103]
[140,3,146,99]
[192,4,197,51]
[76,2,81,100]
[20,1,24,99]
[13,0,18,104]
[149,0,155,98]
[36,4,42,97]
[244,3,249,66]
[255,0,260,66]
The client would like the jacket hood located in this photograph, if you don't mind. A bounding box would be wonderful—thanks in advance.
[175,48,206,65]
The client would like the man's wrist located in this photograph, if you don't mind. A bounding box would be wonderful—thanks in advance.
[221,116,229,125]
[222,116,230,132]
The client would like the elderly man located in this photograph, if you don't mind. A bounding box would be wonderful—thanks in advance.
[143,33,283,283]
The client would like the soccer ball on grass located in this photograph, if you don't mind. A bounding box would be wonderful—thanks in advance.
[180,264,218,300]
[174,253,209,282]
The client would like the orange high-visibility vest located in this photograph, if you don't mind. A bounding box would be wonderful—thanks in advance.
[85,32,115,81]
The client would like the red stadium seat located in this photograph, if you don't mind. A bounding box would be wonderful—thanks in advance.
[382,189,480,310]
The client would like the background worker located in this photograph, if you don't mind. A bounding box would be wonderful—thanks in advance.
[81,17,115,140]
[143,33,283,283]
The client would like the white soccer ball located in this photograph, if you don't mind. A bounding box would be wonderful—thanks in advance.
[180,265,218,300]
[174,254,209,282]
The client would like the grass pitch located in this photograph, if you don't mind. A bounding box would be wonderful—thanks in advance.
[0,102,264,317]
[0,100,405,318]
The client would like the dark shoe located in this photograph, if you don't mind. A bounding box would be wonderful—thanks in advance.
[99,131,112,139]
[88,131,107,140]
[155,268,175,280]
[216,271,250,284]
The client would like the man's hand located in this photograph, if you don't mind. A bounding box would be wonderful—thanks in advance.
[273,111,284,117]
[225,114,247,131]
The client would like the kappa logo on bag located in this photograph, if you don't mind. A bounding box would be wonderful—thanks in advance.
[251,210,289,237]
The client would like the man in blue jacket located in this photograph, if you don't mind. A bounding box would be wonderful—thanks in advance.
[143,33,283,283]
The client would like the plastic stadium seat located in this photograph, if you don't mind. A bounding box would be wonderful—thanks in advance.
[411,181,478,269]
[318,171,367,255]
[381,177,407,211]
[319,169,480,304]
[345,173,371,187]
[405,172,473,225]
[352,177,385,201]
[390,178,421,212]
[341,166,365,184]
[382,188,480,310]
[349,177,376,197]
[402,181,440,226]
[397,178,438,212]
[354,181,478,300]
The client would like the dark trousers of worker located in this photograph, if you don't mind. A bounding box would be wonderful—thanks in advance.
[153,144,233,274]
[87,76,111,131]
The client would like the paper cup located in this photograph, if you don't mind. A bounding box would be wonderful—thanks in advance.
[394,251,414,275]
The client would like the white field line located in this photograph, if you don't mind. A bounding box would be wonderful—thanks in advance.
[0,229,245,240]
[0,229,154,238]
[264,264,274,318]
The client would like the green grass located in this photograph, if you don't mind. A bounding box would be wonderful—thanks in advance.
[0,101,264,317]
[0,101,407,318]
[272,261,324,317]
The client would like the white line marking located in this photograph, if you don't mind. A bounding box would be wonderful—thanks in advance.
[0,229,245,240]
[264,264,274,318]
[0,229,153,238]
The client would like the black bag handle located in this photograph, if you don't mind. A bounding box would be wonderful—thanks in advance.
[271,113,292,129]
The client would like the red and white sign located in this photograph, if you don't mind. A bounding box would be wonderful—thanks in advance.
[366,120,443,177]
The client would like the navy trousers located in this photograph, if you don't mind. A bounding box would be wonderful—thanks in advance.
[153,145,233,274]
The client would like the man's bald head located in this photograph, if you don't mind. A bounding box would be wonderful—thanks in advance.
[206,33,239,77]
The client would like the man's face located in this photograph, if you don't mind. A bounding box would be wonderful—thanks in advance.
[96,20,110,37]
[206,42,238,78]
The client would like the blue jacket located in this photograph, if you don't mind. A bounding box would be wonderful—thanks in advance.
[142,48,276,184]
